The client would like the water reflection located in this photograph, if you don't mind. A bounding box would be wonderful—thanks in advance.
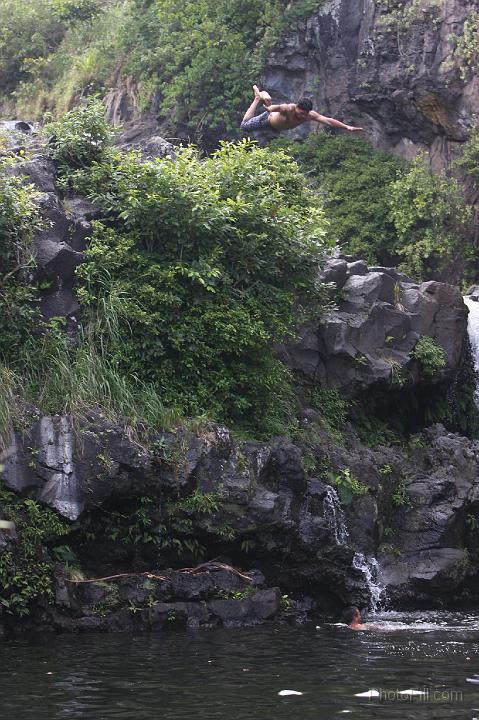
[1,612,479,719]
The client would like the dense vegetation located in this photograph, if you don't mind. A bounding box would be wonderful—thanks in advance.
[0,0,323,141]
[272,134,475,282]
[0,103,332,440]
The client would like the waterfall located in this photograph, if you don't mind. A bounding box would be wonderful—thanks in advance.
[322,486,349,545]
[352,553,383,613]
[322,485,384,612]
[464,296,479,405]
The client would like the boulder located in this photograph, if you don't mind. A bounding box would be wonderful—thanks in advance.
[8,157,57,193]
[278,261,468,395]
[35,238,84,284]
[318,258,348,287]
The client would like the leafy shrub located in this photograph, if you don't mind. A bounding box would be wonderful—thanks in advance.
[448,10,479,81]
[0,483,70,617]
[389,155,473,281]
[328,467,368,505]
[411,336,446,378]
[274,136,476,283]
[80,488,231,563]
[68,138,331,434]
[271,134,405,264]
[0,0,64,97]
[454,129,479,189]
[391,478,411,507]
[0,166,42,363]
[46,99,112,169]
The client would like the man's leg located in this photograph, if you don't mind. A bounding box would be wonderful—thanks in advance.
[241,85,262,124]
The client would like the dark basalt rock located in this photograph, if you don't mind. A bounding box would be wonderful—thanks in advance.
[8,156,57,193]
[261,0,478,173]
[277,258,468,395]
[6,156,101,324]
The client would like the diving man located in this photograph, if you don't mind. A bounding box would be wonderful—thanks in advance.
[240,85,363,135]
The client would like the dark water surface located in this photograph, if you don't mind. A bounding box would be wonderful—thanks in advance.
[2,611,479,719]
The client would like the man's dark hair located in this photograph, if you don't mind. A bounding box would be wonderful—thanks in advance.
[296,96,313,112]
[342,606,360,624]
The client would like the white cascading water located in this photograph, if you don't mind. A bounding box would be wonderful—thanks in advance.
[352,553,383,612]
[322,486,384,612]
[322,486,349,545]
[464,296,479,405]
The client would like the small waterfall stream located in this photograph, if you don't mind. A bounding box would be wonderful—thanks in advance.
[322,486,384,612]
[322,486,349,545]
[464,296,479,405]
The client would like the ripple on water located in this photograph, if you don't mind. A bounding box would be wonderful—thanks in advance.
[1,613,479,719]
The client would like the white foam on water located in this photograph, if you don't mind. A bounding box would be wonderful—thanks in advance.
[278,690,303,696]
[398,689,427,696]
[354,689,379,698]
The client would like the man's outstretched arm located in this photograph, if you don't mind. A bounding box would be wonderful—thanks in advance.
[309,110,363,131]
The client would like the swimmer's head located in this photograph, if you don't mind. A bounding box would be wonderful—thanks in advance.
[295,97,313,120]
[343,606,362,626]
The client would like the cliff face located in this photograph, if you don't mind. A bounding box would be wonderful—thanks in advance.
[263,0,478,171]
[1,136,479,633]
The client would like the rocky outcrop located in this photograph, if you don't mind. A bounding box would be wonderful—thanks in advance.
[113,119,176,159]
[277,256,468,395]
[380,424,479,608]
[2,129,478,633]
[0,418,372,617]
[46,567,283,633]
[262,0,479,171]
[3,149,101,328]
[3,409,479,633]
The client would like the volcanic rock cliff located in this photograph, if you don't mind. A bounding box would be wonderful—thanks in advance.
[263,0,478,171]
[1,137,479,634]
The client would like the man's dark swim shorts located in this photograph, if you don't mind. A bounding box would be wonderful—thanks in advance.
[240,111,278,132]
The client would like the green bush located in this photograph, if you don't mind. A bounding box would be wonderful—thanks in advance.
[46,99,113,169]
[328,467,368,505]
[411,336,446,378]
[0,0,64,98]
[0,165,42,363]
[389,155,473,280]
[0,482,70,617]
[454,129,479,189]
[65,136,331,434]
[271,134,405,264]
[272,136,476,283]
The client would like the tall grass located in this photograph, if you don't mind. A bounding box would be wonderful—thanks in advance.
[27,337,179,433]
[0,365,18,453]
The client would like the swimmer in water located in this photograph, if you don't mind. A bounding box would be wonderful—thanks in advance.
[343,606,371,630]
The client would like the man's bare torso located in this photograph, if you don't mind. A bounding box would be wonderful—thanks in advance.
[268,105,307,131]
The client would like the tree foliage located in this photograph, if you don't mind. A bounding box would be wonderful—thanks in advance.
[389,155,473,281]
[0,165,42,362]
[1,0,325,138]
[272,134,405,264]
[274,134,475,282]
[47,106,331,433]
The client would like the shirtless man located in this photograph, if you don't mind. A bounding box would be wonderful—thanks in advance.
[240,85,363,135]
[343,606,376,630]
